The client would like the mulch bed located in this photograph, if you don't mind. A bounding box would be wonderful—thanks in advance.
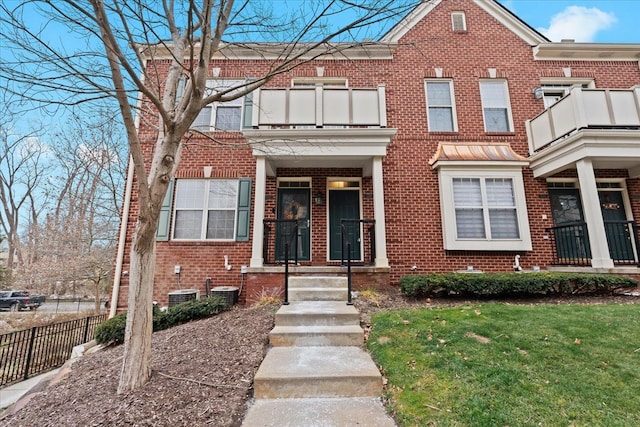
[1,304,276,427]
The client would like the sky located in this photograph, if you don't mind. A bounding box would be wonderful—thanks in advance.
[498,0,640,43]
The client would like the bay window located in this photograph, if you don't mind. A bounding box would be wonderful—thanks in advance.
[438,168,531,251]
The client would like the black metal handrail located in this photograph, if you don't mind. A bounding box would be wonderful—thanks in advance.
[603,220,640,266]
[346,242,353,306]
[263,219,299,265]
[340,219,375,266]
[546,220,640,266]
[546,221,591,266]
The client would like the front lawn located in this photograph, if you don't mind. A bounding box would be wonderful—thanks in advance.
[367,303,640,426]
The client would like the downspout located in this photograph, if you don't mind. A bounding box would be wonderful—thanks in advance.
[110,64,145,318]
[109,157,134,318]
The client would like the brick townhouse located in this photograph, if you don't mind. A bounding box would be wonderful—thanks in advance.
[111,0,640,309]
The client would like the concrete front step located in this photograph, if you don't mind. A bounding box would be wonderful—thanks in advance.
[288,276,348,289]
[253,346,383,398]
[275,301,360,327]
[242,397,396,427]
[288,287,348,302]
[270,325,364,347]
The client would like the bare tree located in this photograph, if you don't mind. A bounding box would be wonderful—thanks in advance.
[0,0,417,393]
[14,109,126,303]
[0,109,49,278]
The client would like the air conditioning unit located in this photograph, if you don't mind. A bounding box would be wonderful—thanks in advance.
[168,289,199,307]
[210,286,239,308]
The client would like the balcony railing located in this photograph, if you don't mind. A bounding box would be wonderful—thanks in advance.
[527,86,640,153]
[250,85,387,129]
[546,220,640,266]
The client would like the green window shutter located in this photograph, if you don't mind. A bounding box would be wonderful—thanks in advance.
[236,178,252,242]
[242,78,256,129]
[156,179,175,241]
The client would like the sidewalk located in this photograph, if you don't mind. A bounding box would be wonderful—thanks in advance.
[0,369,60,411]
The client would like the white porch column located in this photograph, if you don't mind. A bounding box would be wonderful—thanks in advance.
[372,156,389,268]
[250,157,267,267]
[576,158,614,268]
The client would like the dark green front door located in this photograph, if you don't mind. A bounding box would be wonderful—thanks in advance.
[276,188,310,261]
[329,190,361,261]
[599,191,635,262]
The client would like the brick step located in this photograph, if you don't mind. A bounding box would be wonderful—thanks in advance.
[269,325,364,347]
[288,287,348,301]
[241,397,396,427]
[275,301,360,327]
[253,346,382,399]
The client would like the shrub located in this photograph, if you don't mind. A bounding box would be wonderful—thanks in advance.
[94,312,127,345]
[94,296,229,345]
[400,272,638,298]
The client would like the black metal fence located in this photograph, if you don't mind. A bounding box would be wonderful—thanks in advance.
[546,220,639,266]
[0,314,107,388]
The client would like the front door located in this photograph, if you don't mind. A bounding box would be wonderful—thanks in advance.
[329,190,361,261]
[549,188,591,261]
[599,190,635,262]
[276,188,310,261]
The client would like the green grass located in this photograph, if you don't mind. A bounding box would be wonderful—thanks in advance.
[367,303,640,426]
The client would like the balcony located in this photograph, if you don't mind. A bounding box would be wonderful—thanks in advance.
[250,85,387,129]
[244,85,396,173]
[526,86,640,178]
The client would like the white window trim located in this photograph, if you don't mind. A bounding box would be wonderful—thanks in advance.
[172,179,239,241]
[425,79,458,132]
[479,79,515,133]
[438,167,532,251]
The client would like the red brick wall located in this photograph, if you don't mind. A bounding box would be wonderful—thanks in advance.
[114,0,640,309]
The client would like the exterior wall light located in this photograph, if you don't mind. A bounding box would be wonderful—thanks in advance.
[533,86,544,99]
[314,191,324,205]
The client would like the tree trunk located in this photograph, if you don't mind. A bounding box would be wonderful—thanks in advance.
[117,219,156,393]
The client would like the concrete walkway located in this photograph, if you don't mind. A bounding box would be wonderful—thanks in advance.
[0,369,60,412]
[242,277,396,426]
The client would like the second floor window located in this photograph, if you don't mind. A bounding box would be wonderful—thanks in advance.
[193,80,245,132]
[480,80,513,132]
[425,80,457,132]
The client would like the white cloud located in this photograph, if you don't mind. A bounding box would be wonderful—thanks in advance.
[538,6,616,42]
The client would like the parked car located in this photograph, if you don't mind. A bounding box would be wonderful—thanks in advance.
[0,290,46,311]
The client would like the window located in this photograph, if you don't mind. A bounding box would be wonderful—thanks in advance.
[479,80,513,132]
[438,169,531,251]
[173,179,239,240]
[425,80,457,132]
[451,12,467,31]
[540,83,592,108]
[193,80,244,131]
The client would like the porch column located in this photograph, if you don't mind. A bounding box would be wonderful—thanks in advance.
[372,156,389,268]
[576,158,614,268]
[250,156,267,267]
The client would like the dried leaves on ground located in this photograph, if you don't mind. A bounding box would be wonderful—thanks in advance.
[1,305,276,427]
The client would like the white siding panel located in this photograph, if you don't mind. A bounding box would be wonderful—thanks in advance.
[352,90,380,125]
